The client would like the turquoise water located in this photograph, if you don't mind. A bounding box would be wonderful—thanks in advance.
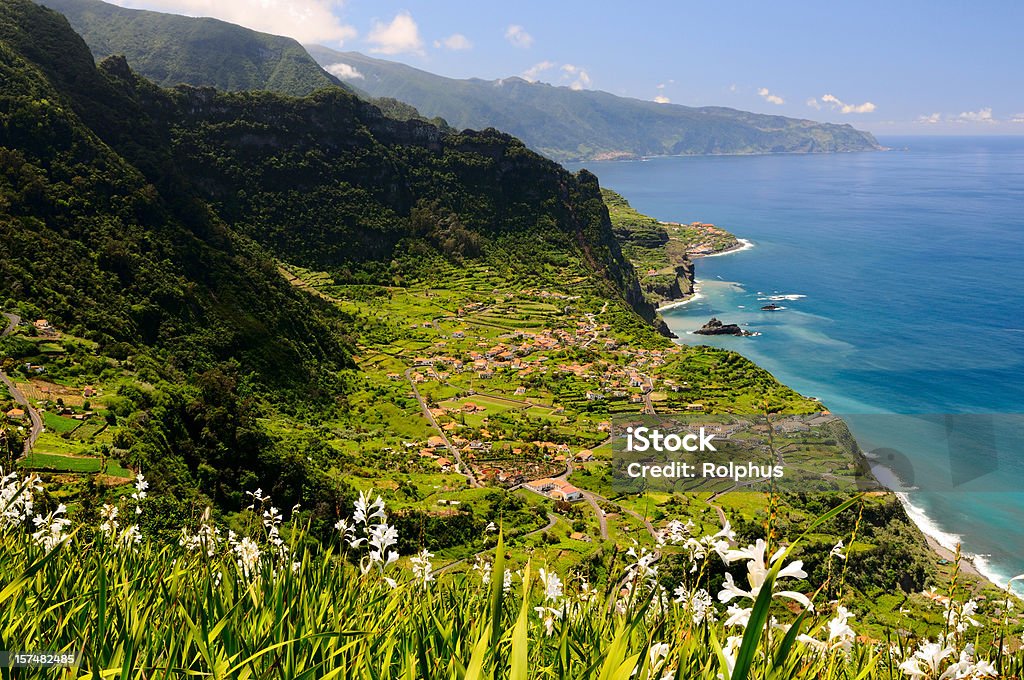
[571,137,1024,586]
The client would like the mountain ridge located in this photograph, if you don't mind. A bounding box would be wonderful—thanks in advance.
[36,0,342,96]
[306,46,882,163]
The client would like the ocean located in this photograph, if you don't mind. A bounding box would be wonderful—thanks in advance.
[571,136,1024,587]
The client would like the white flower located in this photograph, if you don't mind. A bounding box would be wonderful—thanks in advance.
[262,506,282,529]
[801,606,857,652]
[657,519,692,547]
[502,569,514,593]
[578,578,595,602]
[180,507,220,556]
[533,605,562,636]
[30,504,71,552]
[625,547,659,585]
[826,606,856,651]
[648,642,670,673]
[410,548,434,587]
[99,503,119,537]
[830,539,847,561]
[719,539,811,610]
[233,536,262,578]
[538,568,563,602]
[944,599,983,634]
[353,490,386,525]
[245,487,266,510]
[119,524,142,550]
[898,641,955,679]
[472,556,492,585]
[723,604,751,628]
[485,521,497,533]
[674,586,715,624]
[1,469,41,528]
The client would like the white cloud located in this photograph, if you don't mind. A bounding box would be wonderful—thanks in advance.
[729,83,738,93]
[806,97,821,110]
[325,62,363,80]
[955,107,995,123]
[656,83,666,90]
[1011,113,1024,124]
[505,24,533,48]
[521,60,555,82]
[110,0,357,45]
[916,112,942,124]
[654,95,671,104]
[757,87,784,105]
[821,93,876,114]
[367,11,423,55]
[561,63,591,90]
[433,33,472,50]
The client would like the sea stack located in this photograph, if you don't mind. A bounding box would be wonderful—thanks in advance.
[694,318,754,336]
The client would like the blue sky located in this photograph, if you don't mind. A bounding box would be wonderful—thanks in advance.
[112,0,1024,134]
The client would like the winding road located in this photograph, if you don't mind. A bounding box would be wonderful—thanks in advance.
[431,512,559,576]
[1,313,43,455]
[405,366,479,488]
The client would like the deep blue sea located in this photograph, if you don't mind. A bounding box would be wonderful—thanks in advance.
[571,137,1024,587]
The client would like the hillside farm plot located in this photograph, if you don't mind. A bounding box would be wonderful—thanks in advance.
[20,452,133,478]
[42,411,79,433]
[16,380,85,407]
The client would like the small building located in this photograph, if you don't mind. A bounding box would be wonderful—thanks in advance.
[427,435,447,449]
[6,408,26,420]
[526,478,584,502]
[575,450,594,462]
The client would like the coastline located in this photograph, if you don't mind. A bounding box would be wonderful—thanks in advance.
[659,235,1006,593]
[895,491,1007,590]
[696,237,755,259]
[655,238,753,312]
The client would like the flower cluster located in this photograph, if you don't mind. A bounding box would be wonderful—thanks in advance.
[410,549,434,588]
[1,468,40,529]
[2,467,69,550]
[31,503,71,552]
[898,641,997,679]
[336,490,398,574]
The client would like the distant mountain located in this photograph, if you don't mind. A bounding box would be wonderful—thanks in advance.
[306,46,882,163]
[37,0,340,96]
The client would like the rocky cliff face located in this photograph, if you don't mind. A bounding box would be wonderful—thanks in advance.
[109,75,665,331]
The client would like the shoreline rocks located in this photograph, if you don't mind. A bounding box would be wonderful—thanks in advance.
[694,317,755,336]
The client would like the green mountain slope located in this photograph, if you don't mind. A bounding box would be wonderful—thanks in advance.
[36,0,340,96]
[0,0,349,384]
[307,46,882,163]
[0,0,665,507]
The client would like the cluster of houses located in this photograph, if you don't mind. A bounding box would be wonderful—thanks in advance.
[679,222,737,257]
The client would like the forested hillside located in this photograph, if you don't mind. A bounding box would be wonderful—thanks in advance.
[37,0,341,95]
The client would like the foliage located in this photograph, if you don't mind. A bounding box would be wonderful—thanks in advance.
[39,0,340,96]
[1,475,1016,679]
